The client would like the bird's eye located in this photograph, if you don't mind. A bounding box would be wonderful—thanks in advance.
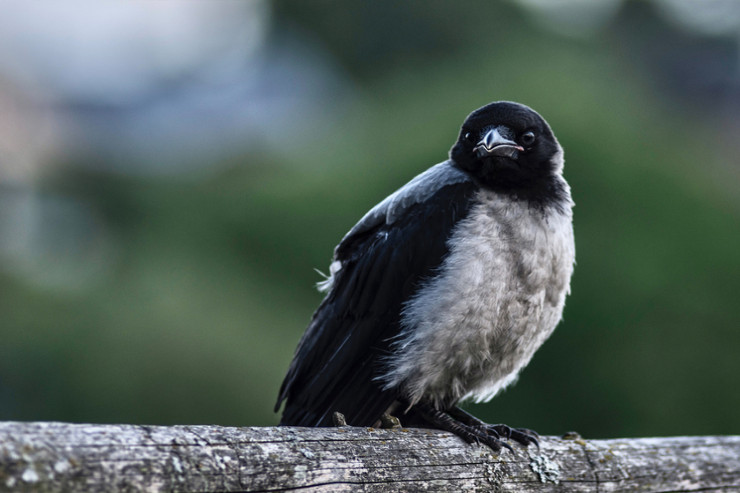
[520,131,536,146]
[464,132,477,143]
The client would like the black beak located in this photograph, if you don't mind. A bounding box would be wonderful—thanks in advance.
[474,127,524,159]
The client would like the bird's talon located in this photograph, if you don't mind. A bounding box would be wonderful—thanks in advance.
[476,425,501,440]
[482,435,512,454]
[508,427,540,448]
[518,427,540,439]
[488,424,513,439]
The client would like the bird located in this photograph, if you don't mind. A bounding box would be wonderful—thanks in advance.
[274,101,575,451]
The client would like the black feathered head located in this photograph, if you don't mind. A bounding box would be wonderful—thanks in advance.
[450,101,563,194]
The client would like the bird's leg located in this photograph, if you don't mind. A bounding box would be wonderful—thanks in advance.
[411,402,513,453]
[447,406,540,448]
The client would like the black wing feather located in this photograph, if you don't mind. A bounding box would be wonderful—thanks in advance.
[276,179,478,426]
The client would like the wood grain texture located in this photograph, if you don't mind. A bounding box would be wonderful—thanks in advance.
[0,422,738,492]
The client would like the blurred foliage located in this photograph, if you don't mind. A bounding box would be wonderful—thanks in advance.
[1,1,739,439]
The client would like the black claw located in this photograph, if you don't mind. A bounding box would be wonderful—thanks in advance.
[454,426,486,448]
[469,430,507,452]
[483,435,513,453]
[475,423,539,448]
[509,427,540,448]
[487,424,513,440]
[520,427,540,439]
[444,406,542,450]
[411,403,531,454]
[480,426,502,441]
[468,428,513,453]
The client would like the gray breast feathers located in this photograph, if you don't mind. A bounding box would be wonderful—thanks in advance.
[381,187,575,408]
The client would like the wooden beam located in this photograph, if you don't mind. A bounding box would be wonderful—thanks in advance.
[0,422,738,492]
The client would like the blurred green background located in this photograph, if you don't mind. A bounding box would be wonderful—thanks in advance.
[0,0,738,440]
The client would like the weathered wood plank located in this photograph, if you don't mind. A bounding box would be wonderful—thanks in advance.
[0,422,738,492]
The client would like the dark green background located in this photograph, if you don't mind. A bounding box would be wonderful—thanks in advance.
[1,1,738,439]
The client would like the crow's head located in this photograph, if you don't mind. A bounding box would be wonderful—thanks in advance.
[450,101,563,193]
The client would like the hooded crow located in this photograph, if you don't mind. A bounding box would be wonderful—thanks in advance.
[275,101,575,451]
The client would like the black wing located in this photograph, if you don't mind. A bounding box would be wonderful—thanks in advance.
[276,168,478,427]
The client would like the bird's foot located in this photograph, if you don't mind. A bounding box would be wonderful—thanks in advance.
[447,405,540,449]
[476,423,540,448]
[412,404,539,452]
[411,403,510,452]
